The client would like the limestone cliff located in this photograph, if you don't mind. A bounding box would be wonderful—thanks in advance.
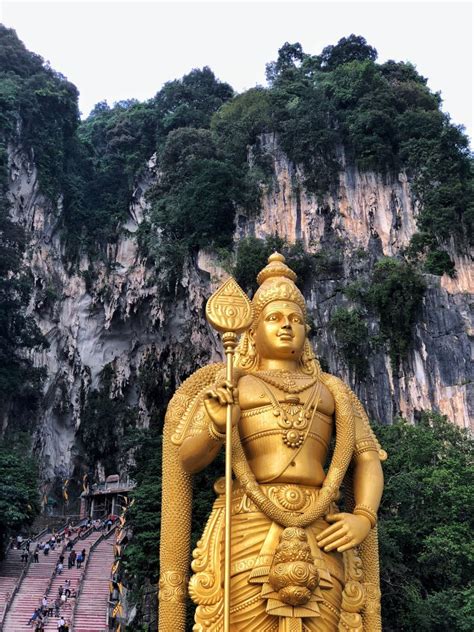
[5,135,473,492]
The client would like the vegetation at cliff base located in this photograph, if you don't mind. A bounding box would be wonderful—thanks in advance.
[376,413,474,632]
[0,442,40,556]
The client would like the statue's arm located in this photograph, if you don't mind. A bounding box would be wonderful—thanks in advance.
[317,401,384,553]
[179,379,240,474]
[179,424,223,474]
[352,412,384,514]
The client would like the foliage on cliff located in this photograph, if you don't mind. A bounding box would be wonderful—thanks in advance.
[340,257,426,366]
[76,364,137,475]
[1,27,471,273]
[0,27,49,425]
[330,307,369,377]
[0,213,47,425]
[0,25,79,202]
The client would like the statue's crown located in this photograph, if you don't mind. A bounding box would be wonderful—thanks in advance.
[252,252,306,321]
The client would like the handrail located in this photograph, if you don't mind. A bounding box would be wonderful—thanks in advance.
[34,527,49,541]
[70,522,118,630]
[1,537,14,561]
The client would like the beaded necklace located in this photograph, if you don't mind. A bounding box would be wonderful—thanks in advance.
[254,369,319,394]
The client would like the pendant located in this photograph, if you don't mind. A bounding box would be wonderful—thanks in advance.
[282,429,305,449]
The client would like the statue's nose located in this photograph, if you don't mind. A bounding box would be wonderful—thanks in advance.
[282,319,292,329]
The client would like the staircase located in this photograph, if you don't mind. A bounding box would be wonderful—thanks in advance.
[73,530,115,632]
[3,536,60,632]
[42,531,101,632]
[0,548,23,621]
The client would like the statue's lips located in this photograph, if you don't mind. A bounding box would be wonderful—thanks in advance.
[277,333,294,341]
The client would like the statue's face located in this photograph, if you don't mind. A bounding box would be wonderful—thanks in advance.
[253,301,306,361]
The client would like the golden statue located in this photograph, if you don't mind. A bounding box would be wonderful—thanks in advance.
[159,253,386,631]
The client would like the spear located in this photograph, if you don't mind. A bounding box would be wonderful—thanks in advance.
[206,277,253,632]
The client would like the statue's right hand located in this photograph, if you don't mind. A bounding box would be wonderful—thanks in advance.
[203,380,240,434]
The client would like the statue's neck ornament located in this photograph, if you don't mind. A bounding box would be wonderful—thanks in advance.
[253,369,319,394]
[251,378,322,450]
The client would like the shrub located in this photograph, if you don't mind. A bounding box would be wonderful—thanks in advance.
[330,307,369,377]
[233,235,315,295]
[366,258,425,364]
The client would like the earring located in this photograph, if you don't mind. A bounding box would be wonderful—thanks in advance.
[248,337,256,360]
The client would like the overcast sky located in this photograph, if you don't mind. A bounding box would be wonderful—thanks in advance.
[1,0,472,144]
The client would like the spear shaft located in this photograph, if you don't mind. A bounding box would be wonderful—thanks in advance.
[222,332,238,631]
[206,278,253,632]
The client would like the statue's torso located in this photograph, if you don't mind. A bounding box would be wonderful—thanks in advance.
[238,374,335,486]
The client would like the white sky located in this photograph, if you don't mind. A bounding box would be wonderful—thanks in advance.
[1,0,472,144]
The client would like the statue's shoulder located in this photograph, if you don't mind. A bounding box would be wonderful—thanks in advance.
[320,371,350,397]
[321,371,387,461]
[165,363,225,446]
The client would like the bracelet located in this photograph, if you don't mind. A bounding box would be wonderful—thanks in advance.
[208,422,226,443]
[353,504,378,528]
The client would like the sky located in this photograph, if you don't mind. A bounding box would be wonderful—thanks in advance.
[1,0,472,144]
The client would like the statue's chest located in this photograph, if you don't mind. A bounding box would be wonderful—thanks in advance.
[238,375,335,416]
[238,379,334,452]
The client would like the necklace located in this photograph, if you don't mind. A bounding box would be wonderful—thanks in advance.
[253,378,322,449]
[254,370,319,394]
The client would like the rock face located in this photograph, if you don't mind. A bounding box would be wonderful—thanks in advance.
[240,135,473,429]
[5,137,473,489]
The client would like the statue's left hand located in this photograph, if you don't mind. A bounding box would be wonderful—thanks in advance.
[316,513,371,553]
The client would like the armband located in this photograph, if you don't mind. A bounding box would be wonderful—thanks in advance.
[353,436,378,458]
[208,421,226,443]
[353,504,378,528]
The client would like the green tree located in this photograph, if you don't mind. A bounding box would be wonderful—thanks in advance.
[145,127,253,289]
[0,442,40,556]
[154,66,233,139]
[211,87,273,166]
[265,41,305,84]
[320,34,378,70]
[233,236,315,295]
